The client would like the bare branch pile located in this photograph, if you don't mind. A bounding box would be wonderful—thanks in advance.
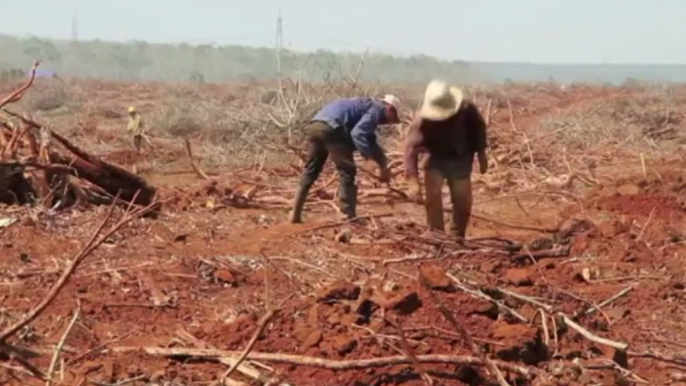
[0,62,157,209]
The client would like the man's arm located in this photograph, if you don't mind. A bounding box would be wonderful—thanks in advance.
[350,106,387,168]
[464,102,488,173]
[403,116,424,180]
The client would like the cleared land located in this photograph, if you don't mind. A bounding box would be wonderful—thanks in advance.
[1,68,686,386]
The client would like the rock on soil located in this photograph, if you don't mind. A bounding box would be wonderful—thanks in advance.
[302,329,323,349]
[316,281,361,303]
[419,263,454,291]
[213,269,237,285]
[380,290,423,316]
[465,298,500,320]
[331,334,357,355]
[502,268,533,287]
[492,323,548,365]
[557,218,595,240]
[354,290,380,323]
[616,183,640,196]
[597,220,619,238]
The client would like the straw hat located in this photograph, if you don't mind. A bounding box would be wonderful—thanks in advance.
[418,80,463,121]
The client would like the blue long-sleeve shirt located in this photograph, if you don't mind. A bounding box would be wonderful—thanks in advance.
[311,97,388,167]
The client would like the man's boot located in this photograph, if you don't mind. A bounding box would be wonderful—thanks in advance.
[289,184,310,223]
[338,185,358,220]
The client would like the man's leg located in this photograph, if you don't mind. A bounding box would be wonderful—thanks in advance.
[328,144,357,220]
[447,177,473,238]
[424,167,446,232]
[133,135,142,152]
[289,124,329,223]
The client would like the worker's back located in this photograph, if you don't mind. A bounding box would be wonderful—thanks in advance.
[312,97,378,133]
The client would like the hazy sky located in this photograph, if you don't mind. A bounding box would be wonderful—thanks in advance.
[3,0,685,64]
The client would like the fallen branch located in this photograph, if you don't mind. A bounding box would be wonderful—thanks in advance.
[628,351,686,366]
[558,313,628,351]
[402,194,558,234]
[0,61,39,109]
[184,138,212,181]
[0,343,45,380]
[106,346,534,377]
[513,246,570,261]
[582,286,633,317]
[445,273,529,323]
[293,212,394,234]
[471,213,559,234]
[176,329,279,386]
[66,330,138,366]
[1,110,157,206]
[498,287,553,312]
[389,318,434,386]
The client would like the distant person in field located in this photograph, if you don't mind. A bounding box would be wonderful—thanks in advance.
[404,80,488,238]
[289,95,402,223]
[127,106,145,153]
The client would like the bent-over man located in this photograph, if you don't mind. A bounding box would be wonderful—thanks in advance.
[404,80,488,238]
[290,95,401,223]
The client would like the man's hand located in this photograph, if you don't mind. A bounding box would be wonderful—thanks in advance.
[407,179,422,203]
[378,166,392,183]
[478,152,489,174]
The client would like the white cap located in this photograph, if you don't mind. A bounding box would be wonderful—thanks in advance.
[381,94,401,111]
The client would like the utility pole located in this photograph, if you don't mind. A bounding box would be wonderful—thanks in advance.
[71,10,79,41]
[275,9,283,76]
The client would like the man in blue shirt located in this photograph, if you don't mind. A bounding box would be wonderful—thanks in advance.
[289,95,401,223]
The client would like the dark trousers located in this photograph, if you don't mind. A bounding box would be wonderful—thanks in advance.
[290,121,357,222]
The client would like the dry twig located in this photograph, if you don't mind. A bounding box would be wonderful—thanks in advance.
[558,313,628,351]
[46,305,81,386]
[107,346,535,377]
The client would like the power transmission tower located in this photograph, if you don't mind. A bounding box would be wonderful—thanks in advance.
[71,10,79,41]
[275,9,283,75]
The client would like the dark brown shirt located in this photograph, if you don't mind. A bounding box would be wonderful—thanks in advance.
[404,101,487,178]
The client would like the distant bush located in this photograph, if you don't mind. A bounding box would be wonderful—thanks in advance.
[30,85,70,112]
[151,99,236,142]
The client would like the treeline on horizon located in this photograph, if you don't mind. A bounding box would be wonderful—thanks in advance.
[0,34,484,84]
[1,34,686,85]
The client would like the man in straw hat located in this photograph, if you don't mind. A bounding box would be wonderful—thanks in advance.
[289,95,401,223]
[403,80,488,238]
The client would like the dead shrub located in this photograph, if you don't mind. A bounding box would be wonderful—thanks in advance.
[30,86,71,112]
[542,85,686,154]
[151,100,233,140]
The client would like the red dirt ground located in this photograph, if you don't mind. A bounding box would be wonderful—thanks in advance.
[2,81,686,386]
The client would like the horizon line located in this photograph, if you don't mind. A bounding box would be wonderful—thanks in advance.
[3,32,686,67]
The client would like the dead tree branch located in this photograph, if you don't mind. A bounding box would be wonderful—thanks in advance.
[107,346,535,377]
